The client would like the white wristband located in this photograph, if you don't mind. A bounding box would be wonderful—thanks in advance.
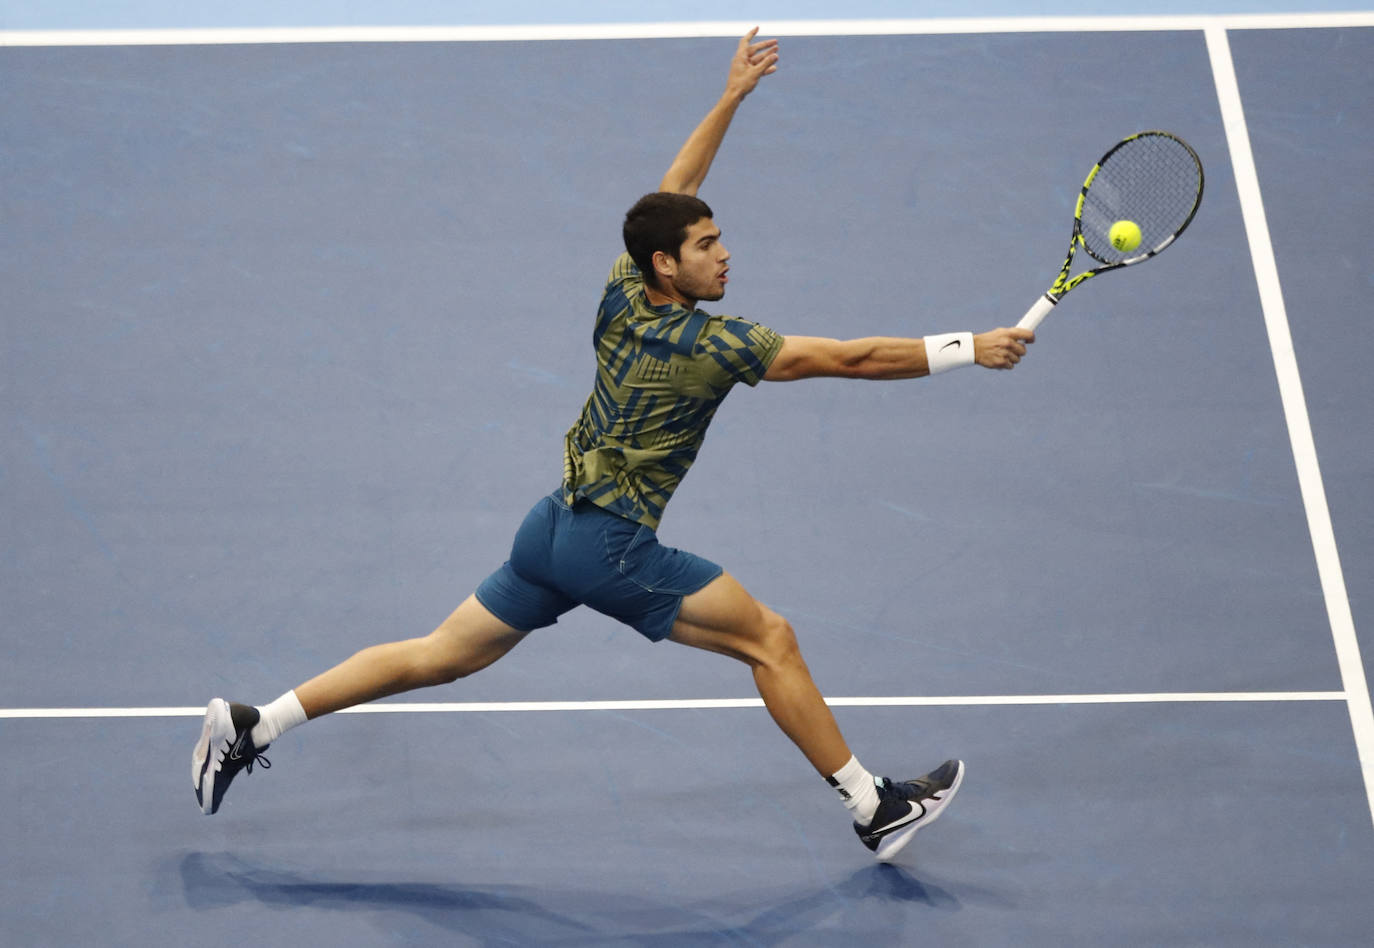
[924,332,976,375]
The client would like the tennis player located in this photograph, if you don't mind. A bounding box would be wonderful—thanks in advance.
[192,29,1033,862]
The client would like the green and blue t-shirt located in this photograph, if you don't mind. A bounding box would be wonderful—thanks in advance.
[561,253,784,529]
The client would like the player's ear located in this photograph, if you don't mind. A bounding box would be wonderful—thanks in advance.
[651,249,676,282]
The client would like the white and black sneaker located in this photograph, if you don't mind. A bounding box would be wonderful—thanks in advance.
[855,759,964,861]
[192,698,270,815]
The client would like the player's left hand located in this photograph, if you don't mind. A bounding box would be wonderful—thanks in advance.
[726,27,779,99]
[974,327,1035,369]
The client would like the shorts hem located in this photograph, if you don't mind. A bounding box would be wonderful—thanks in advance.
[474,587,541,634]
[644,565,724,643]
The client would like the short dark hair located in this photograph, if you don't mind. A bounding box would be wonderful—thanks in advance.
[623,192,714,288]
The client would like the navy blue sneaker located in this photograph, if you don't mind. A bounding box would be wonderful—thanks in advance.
[192,698,270,815]
[855,759,964,861]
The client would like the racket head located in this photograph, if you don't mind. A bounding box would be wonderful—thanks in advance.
[1075,131,1204,266]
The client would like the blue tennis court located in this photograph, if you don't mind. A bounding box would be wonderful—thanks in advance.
[3,7,1372,945]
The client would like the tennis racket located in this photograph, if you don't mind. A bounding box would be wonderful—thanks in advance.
[1018,130,1204,331]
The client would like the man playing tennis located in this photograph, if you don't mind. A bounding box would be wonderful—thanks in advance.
[193,29,1033,862]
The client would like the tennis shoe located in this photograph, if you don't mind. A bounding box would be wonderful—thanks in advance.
[854,759,964,861]
[192,698,270,815]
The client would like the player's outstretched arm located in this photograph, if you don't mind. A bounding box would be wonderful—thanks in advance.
[763,328,1034,382]
[659,28,779,196]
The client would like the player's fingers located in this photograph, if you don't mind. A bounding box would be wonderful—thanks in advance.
[739,26,760,49]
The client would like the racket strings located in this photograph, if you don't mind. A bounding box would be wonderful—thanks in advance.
[1080,133,1202,263]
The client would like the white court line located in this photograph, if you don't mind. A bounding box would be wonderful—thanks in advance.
[3,13,1374,46]
[0,692,1347,718]
[1206,26,1374,829]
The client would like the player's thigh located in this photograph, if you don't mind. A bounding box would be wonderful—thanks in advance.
[427,594,531,677]
[667,572,790,666]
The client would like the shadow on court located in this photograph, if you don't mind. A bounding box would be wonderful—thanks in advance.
[176,851,966,943]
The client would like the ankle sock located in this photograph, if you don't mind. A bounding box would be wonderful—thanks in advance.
[250,691,307,747]
[827,755,880,825]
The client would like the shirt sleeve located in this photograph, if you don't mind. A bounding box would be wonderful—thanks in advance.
[698,316,786,389]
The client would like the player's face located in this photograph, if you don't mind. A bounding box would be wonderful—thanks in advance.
[666,218,730,303]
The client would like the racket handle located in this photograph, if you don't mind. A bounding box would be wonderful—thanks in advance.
[1017,294,1057,331]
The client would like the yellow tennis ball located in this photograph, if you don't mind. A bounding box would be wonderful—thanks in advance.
[1109,219,1142,252]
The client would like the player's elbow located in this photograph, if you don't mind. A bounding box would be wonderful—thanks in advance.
[843,356,888,380]
[835,344,890,380]
[658,171,700,196]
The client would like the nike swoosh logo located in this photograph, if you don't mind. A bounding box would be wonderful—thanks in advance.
[228,731,251,761]
[940,339,962,352]
[865,801,931,838]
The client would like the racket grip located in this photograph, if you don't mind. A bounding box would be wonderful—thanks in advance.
[1017,294,1057,331]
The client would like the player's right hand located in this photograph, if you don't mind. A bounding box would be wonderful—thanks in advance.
[973,327,1035,369]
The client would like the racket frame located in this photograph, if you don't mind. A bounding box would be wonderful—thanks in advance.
[1018,130,1204,331]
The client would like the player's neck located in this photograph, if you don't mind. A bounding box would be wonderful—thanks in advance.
[644,281,696,310]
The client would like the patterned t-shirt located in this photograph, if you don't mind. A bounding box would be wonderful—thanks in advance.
[561,253,785,529]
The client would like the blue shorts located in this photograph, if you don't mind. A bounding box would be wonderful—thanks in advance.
[475,492,723,641]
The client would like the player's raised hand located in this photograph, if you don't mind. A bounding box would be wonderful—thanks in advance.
[974,327,1035,369]
[726,27,779,100]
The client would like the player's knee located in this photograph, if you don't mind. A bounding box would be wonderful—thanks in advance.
[432,658,471,684]
[416,633,477,684]
[755,608,802,669]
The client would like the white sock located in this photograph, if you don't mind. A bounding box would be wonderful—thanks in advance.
[827,755,881,825]
[250,690,307,747]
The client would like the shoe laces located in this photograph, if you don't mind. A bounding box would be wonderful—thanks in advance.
[224,737,271,774]
[876,775,929,801]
